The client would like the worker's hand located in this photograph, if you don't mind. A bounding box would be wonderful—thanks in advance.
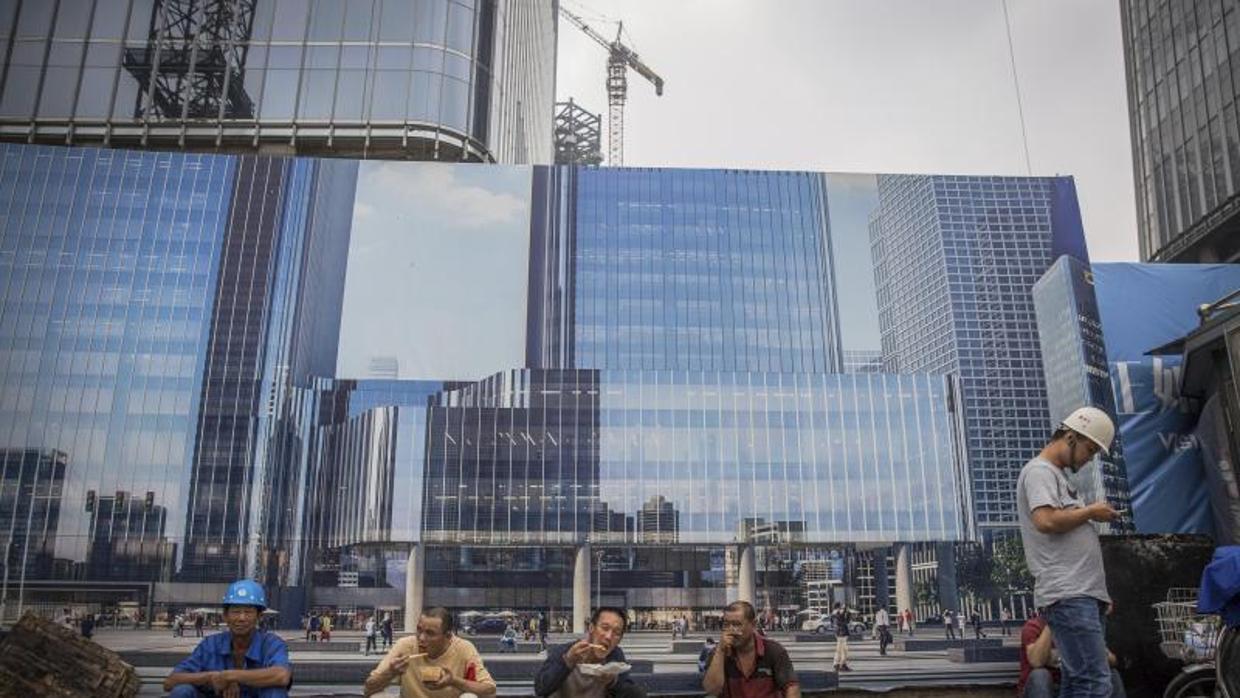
[390,652,413,675]
[427,665,456,690]
[208,671,234,692]
[1086,501,1119,522]
[719,630,737,656]
[564,639,595,667]
[1106,601,1115,616]
[223,682,241,698]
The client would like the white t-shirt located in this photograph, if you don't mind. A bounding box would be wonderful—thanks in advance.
[1016,457,1111,608]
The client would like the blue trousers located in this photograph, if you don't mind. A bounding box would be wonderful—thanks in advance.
[1045,597,1113,698]
[1022,667,1127,698]
[168,685,289,698]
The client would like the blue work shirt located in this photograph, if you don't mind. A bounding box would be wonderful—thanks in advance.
[172,629,292,697]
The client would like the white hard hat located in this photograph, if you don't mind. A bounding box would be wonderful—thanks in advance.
[1060,406,1115,455]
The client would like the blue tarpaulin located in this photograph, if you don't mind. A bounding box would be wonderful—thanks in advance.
[1092,263,1240,537]
[1197,546,1240,628]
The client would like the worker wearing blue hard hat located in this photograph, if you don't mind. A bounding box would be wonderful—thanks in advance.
[163,579,293,697]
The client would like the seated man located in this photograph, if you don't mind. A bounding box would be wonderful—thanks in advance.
[163,579,292,697]
[500,623,518,653]
[535,607,643,697]
[1018,611,1126,698]
[364,607,496,698]
[703,601,800,698]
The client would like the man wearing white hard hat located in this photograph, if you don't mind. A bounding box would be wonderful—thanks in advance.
[1015,406,1123,698]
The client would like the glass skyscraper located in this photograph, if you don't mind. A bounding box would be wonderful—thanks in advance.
[0,144,352,618]
[528,168,844,373]
[1121,0,1240,263]
[0,0,556,163]
[1031,255,1133,529]
[870,175,1093,533]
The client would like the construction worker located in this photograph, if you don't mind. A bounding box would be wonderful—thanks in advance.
[163,579,292,697]
[1016,406,1122,698]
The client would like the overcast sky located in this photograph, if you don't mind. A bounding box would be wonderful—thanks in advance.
[555,0,1139,262]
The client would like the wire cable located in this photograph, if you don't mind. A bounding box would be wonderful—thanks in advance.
[1002,0,1033,175]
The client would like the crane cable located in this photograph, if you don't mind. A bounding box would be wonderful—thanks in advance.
[1002,0,1033,176]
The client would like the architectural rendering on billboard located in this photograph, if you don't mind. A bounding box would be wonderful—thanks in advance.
[0,142,1103,623]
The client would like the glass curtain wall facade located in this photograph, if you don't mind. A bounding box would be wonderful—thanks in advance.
[0,0,556,163]
[870,175,1091,533]
[528,168,844,373]
[0,143,351,620]
[414,369,972,546]
[1121,0,1240,262]
[1031,256,1133,528]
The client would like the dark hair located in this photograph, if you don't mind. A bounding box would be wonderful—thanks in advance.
[590,607,628,632]
[420,607,454,633]
[724,601,756,622]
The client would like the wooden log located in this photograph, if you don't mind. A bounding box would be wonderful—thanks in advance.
[0,612,140,698]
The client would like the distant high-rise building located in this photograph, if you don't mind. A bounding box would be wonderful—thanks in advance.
[637,495,680,544]
[0,0,556,163]
[843,350,883,374]
[368,356,400,380]
[529,168,844,373]
[553,100,603,165]
[871,175,1091,534]
[1120,0,1240,262]
[1032,256,1133,528]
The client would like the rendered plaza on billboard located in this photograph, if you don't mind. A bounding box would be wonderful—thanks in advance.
[0,143,1123,627]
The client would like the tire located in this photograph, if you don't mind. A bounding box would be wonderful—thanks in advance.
[1163,666,1217,698]
[816,624,828,634]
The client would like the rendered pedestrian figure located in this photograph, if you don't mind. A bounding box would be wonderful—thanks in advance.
[382,614,394,649]
[874,607,892,656]
[1016,406,1121,698]
[1001,607,1012,636]
[195,613,205,638]
[943,610,956,640]
[830,602,852,672]
[970,611,986,639]
[365,614,378,656]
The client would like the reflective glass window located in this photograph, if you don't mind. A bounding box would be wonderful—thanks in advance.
[342,0,375,41]
[270,0,310,41]
[371,70,408,120]
[53,0,92,38]
[38,66,79,117]
[334,69,366,120]
[308,0,344,41]
[446,2,473,53]
[14,1,54,35]
[379,0,415,42]
[297,68,336,120]
[89,1,128,40]
[413,0,447,44]
[0,66,39,116]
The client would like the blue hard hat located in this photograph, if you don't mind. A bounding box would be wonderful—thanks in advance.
[222,579,267,609]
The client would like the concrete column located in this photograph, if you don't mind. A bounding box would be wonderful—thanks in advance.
[894,543,913,614]
[404,543,424,633]
[573,544,591,633]
[873,547,891,610]
[935,542,960,613]
[737,544,756,605]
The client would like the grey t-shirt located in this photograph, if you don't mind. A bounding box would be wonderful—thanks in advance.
[1016,457,1110,608]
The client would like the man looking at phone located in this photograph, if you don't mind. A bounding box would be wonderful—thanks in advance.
[1016,406,1122,698]
[363,607,495,698]
[535,607,641,697]
[702,601,800,698]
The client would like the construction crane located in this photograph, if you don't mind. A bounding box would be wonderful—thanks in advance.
[559,6,664,166]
